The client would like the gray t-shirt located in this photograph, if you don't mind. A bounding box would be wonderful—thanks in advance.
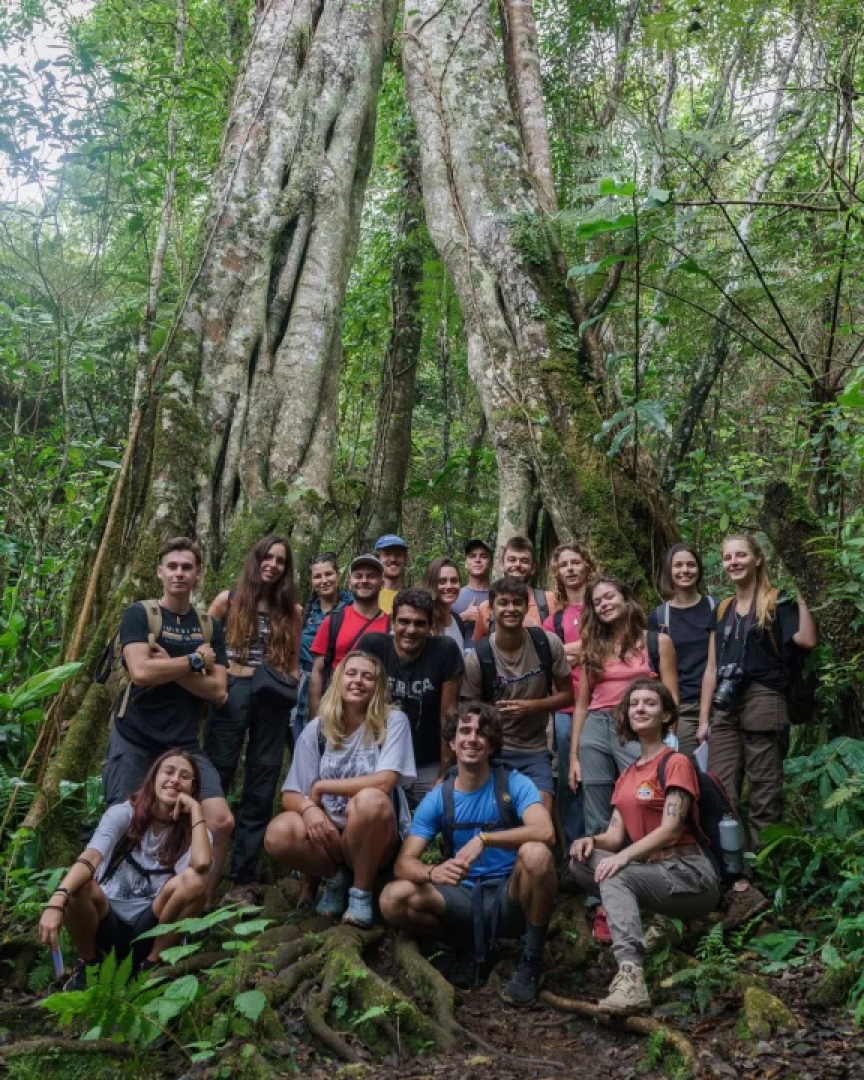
[89,802,203,922]
[283,711,416,835]
[461,630,570,751]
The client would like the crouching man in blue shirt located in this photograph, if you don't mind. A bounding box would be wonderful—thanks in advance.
[379,701,557,1005]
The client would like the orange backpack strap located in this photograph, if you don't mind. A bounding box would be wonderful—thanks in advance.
[717,596,734,620]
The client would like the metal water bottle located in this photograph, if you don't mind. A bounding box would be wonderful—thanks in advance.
[718,813,744,876]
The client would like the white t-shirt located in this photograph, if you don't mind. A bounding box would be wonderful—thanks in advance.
[443,616,465,653]
[89,802,205,922]
[283,710,416,835]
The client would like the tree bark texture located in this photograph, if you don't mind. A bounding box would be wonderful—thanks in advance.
[34,0,397,820]
[355,120,424,550]
[403,0,666,579]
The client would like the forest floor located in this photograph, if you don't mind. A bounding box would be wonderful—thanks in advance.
[2,879,862,1080]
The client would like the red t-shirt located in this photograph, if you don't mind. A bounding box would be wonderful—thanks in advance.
[310,606,390,667]
[612,750,700,847]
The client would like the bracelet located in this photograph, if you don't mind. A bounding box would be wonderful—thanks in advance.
[301,804,318,816]
[44,904,66,913]
[52,886,70,897]
[75,857,96,876]
[478,832,489,848]
[427,866,434,883]
[192,820,207,829]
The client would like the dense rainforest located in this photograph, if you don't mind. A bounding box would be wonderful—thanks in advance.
[1,0,864,1076]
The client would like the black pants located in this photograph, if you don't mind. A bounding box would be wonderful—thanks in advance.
[204,676,288,883]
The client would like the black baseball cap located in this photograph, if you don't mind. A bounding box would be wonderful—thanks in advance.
[464,537,494,554]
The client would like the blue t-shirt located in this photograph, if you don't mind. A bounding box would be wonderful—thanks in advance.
[409,769,541,883]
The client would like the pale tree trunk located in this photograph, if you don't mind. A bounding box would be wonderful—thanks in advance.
[30,0,397,834]
[403,0,667,578]
[356,120,424,550]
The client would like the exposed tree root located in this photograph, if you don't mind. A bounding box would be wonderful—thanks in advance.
[391,933,457,1042]
[0,1036,135,1057]
[540,990,698,1071]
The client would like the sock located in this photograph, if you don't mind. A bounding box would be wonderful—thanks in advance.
[523,922,547,962]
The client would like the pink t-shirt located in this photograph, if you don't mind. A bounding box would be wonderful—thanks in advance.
[543,603,583,715]
[589,647,652,711]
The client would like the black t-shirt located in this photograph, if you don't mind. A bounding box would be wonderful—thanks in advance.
[357,633,464,768]
[711,593,800,693]
[116,602,228,752]
[648,597,715,704]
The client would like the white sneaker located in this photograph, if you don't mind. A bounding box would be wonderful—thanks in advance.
[598,961,651,1015]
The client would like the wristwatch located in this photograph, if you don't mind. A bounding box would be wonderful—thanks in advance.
[187,652,205,673]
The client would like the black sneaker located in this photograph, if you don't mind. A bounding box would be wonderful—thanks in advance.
[501,955,544,1006]
[63,958,90,992]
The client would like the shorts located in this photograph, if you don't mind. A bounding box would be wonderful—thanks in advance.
[435,876,525,941]
[95,904,160,966]
[406,763,441,810]
[497,748,554,794]
[102,726,224,806]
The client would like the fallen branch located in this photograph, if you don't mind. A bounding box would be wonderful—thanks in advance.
[540,990,697,1071]
[0,1037,136,1058]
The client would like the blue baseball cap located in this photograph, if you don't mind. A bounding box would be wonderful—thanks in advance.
[374,534,408,551]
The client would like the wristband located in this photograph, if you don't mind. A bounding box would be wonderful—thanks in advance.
[301,804,318,816]
[53,886,70,897]
[427,866,434,883]
[75,857,97,877]
[45,904,66,913]
[192,820,207,829]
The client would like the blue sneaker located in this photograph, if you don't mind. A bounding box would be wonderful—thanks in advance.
[342,887,374,928]
[316,867,350,918]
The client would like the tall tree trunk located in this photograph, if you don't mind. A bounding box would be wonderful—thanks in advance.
[356,119,424,550]
[403,0,668,578]
[29,0,397,835]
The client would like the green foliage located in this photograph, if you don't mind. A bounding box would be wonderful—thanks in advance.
[640,1028,691,1080]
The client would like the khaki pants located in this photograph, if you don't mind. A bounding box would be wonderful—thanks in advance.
[708,682,789,850]
[566,850,720,965]
[675,701,701,761]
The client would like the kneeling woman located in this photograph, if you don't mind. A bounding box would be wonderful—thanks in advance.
[265,651,416,927]
[39,751,211,988]
[567,679,720,1015]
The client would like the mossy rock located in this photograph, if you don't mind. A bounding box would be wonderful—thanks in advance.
[735,985,797,1040]
[809,963,857,1007]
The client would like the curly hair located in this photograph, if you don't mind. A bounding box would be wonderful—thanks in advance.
[580,575,647,678]
[488,576,531,606]
[615,678,678,745]
[391,587,434,621]
[441,700,503,755]
[551,543,598,607]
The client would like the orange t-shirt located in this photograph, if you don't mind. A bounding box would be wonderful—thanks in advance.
[612,750,700,847]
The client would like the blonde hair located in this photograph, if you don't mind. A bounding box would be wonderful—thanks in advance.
[722,533,775,630]
[318,650,393,749]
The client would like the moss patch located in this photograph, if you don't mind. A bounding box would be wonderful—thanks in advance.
[735,985,797,1040]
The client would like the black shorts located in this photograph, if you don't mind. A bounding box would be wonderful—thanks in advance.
[102,726,223,806]
[434,877,525,942]
[95,904,160,966]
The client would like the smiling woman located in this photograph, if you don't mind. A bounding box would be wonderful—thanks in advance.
[424,557,466,651]
[38,749,211,990]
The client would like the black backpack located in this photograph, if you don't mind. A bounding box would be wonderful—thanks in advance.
[474,626,554,702]
[655,750,740,892]
[439,763,520,858]
[646,628,661,677]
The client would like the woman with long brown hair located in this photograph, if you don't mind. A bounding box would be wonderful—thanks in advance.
[423,556,467,651]
[39,750,211,989]
[698,532,816,927]
[206,535,302,904]
[568,576,678,940]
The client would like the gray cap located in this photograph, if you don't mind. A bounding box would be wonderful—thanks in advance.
[350,553,384,573]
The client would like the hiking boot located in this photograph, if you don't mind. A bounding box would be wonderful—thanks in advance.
[722,883,770,930]
[592,906,612,944]
[598,962,651,1015]
[501,955,544,1006]
[644,914,680,955]
[342,887,375,928]
[63,958,91,992]
[221,881,261,908]
[316,866,350,918]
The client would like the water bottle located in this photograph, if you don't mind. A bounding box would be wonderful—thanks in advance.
[718,813,744,876]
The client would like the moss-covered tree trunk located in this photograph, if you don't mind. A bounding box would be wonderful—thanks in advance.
[355,116,424,550]
[31,0,397,833]
[402,0,669,578]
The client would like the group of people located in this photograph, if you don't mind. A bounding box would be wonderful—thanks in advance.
[39,528,816,1014]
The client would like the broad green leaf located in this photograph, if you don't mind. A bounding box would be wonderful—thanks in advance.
[233,989,267,1022]
[10,663,82,710]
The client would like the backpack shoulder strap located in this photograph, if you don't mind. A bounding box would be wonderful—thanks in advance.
[553,609,564,640]
[193,604,213,645]
[646,629,661,676]
[707,595,716,611]
[451,611,467,641]
[656,749,689,791]
[526,626,554,692]
[717,597,734,620]
[474,637,496,703]
[493,765,520,830]
[141,600,162,650]
[325,608,346,671]
[533,589,550,623]
[440,772,457,857]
